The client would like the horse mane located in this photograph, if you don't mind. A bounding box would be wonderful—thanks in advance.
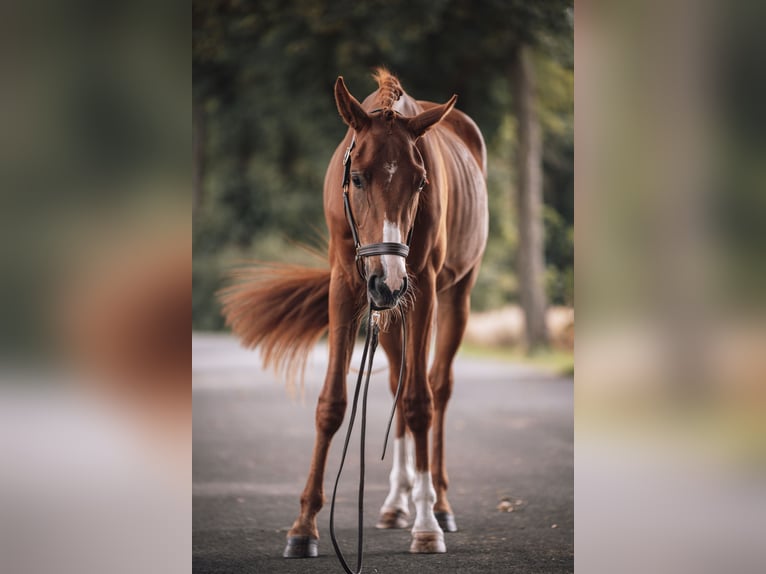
[372,67,403,115]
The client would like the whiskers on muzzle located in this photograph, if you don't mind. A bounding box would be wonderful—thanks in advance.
[367,273,408,310]
[369,271,418,331]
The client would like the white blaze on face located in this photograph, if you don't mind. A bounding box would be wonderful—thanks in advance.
[411,470,442,533]
[380,435,415,515]
[382,218,407,292]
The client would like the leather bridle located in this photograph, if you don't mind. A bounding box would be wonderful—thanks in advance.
[341,134,414,281]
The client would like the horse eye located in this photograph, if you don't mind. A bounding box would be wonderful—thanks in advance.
[417,177,427,191]
[351,175,363,189]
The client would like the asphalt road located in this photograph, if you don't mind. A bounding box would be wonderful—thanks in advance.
[193,333,573,574]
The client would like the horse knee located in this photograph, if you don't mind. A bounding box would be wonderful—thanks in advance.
[431,380,453,407]
[429,369,454,407]
[403,395,433,434]
[315,397,346,435]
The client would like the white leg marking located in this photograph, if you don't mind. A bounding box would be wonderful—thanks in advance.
[380,435,414,514]
[412,470,442,534]
[382,219,406,291]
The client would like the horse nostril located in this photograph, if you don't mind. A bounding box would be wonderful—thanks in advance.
[368,274,381,295]
[391,277,408,301]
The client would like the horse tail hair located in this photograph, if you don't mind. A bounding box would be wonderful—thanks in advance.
[219,263,331,390]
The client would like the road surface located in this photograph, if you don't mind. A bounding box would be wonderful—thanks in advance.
[193,333,573,573]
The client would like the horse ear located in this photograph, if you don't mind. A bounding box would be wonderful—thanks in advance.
[407,95,458,138]
[334,77,370,131]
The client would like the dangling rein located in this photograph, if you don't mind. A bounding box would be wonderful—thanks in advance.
[329,135,409,574]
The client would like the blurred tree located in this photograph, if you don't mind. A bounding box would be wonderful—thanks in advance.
[511,44,549,347]
[193,102,205,214]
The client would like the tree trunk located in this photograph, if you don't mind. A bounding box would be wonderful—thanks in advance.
[193,102,206,215]
[511,44,549,350]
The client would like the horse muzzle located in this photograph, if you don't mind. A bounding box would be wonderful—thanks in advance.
[367,274,408,310]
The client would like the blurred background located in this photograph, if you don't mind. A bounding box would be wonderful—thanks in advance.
[0,0,763,572]
[1,1,189,573]
[192,0,574,366]
[576,0,766,572]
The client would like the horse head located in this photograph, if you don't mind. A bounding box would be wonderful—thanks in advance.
[334,76,456,309]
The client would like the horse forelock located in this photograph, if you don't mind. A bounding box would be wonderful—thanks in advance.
[372,67,403,116]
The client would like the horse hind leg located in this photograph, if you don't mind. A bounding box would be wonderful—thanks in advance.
[376,326,414,530]
[428,266,479,533]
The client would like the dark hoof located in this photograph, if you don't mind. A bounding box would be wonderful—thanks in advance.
[283,535,318,558]
[435,512,457,532]
[376,508,410,529]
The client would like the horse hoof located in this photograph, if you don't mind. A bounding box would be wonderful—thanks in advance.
[409,531,446,554]
[376,508,410,529]
[434,511,457,532]
[283,535,318,558]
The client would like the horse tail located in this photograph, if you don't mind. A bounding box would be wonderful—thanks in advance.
[219,263,331,388]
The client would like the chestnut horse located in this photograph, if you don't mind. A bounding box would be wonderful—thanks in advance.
[221,69,488,557]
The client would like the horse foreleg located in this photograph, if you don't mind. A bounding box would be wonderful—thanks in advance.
[401,277,446,553]
[283,273,359,558]
[375,428,414,530]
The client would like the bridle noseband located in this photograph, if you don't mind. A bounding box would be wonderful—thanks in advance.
[342,135,413,280]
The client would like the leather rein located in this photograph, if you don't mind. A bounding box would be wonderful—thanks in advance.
[329,133,410,574]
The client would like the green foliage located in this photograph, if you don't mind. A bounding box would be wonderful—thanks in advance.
[193,253,227,331]
[544,206,574,305]
[193,0,573,329]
